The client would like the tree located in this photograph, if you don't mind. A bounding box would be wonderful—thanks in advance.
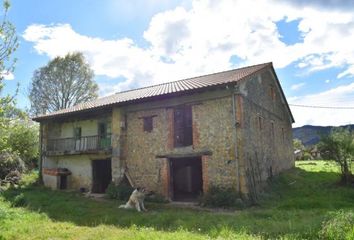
[0,1,30,182]
[0,0,19,121]
[0,0,18,81]
[29,52,99,115]
[7,120,39,168]
[0,0,21,153]
[293,138,305,151]
[318,128,354,185]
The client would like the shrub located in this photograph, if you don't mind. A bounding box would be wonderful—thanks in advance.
[11,193,27,207]
[19,171,39,188]
[302,152,312,160]
[106,183,134,201]
[199,185,244,208]
[319,210,354,240]
[7,122,39,169]
[145,193,168,203]
[0,151,26,180]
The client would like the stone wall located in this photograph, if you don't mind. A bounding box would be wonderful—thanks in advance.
[124,107,170,192]
[111,108,124,183]
[40,70,294,198]
[123,94,238,196]
[236,69,294,196]
[192,98,237,188]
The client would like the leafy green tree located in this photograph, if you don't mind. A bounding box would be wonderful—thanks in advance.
[29,52,99,115]
[318,128,354,184]
[0,0,18,81]
[7,120,39,168]
[0,0,20,149]
[0,0,30,180]
[0,0,19,124]
[293,138,305,150]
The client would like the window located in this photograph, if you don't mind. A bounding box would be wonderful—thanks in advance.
[271,121,275,138]
[174,105,193,147]
[143,116,153,132]
[74,127,81,139]
[98,122,110,149]
[258,116,263,130]
[270,86,276,101]
[98,123,107,137]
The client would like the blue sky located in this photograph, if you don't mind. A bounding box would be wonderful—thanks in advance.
[3,0,354,127]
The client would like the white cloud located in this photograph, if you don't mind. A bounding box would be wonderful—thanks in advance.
[290,82,354,127]
[23,0,354,88]
[325,79,330,83]
[1,71,14,80]
[22,0,354,126]
[291,82,306,90]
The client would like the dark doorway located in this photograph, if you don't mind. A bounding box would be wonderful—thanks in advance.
[92,159,112,193]
[170,157,203,201]
[59,175,67,190]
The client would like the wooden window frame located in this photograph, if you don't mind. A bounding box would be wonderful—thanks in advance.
[143,116,154,133]
[73,127,82,140]
[258,115,263,131]
[98,122,107,137]
[173,105,193,148]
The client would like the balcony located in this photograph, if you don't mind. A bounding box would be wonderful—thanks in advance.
[46,135,112,156]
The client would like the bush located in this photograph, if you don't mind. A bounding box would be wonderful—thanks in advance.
[302,152,312,160]
[19,171,39,188]
[145,193,168,203]
[0,151,26,180]
[7,121,39,169]
[199,185,244,208]
[11,193,27,207]
[319,210,354,240]
[106,183,134,201]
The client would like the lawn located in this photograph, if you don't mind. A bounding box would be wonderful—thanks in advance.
[0,161,354,240]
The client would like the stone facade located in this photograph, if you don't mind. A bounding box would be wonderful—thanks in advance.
[121,96,238,197]
[40,66,294,199]
[235,69,294,196]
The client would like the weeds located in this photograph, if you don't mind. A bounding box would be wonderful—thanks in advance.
[0,161,353,239]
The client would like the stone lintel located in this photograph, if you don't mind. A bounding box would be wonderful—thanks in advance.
[156,149,212,159]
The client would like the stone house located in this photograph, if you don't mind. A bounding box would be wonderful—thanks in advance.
[33,62,294,201]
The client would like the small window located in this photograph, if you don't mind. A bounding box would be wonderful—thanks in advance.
[98,122,107,137]
[271,121,275,137]
[270,86,276,101]
[74,127,81,139]
[143,117,153,132]
[258,116,263,130]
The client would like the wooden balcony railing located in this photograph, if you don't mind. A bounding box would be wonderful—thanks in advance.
[46,135,111,153]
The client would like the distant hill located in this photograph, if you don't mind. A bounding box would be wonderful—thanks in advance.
[292,124,354,146]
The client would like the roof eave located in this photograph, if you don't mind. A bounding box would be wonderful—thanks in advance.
[31,63,273,122]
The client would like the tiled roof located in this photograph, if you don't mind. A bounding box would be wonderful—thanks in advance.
[32,62,272,121]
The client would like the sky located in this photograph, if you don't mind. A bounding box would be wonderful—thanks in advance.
[2,0,354,127]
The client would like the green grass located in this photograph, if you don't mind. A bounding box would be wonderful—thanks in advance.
[0,161,354,239]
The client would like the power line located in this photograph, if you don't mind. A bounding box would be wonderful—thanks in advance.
[289,104,354,109]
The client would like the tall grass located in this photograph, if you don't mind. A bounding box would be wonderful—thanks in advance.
[0,161,353,239]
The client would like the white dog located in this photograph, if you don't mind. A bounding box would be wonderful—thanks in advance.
[119,188,148,212]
